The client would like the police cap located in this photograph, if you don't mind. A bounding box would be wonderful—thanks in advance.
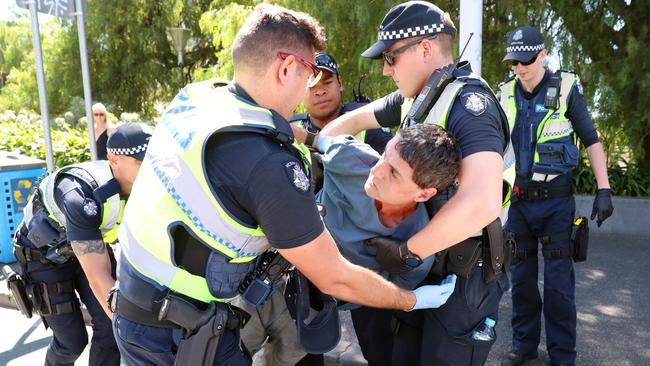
[285,270,340,354]
[107,122,153,161]
[362,1,456,59]
[503,26,545,63]
[315,51,339,76]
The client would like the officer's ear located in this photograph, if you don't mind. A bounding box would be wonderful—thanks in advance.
[277,55,295,86]
[107,153,120,171]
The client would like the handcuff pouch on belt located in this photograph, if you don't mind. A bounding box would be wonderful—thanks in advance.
[430,218,511,283]
[532,142,579,177]
[156,294,250,366]
[24,280,78,317]
[238,249,292,307]
[571,216,589,262]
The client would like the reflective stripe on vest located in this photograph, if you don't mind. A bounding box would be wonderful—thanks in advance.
[38,160,123,243]
[401,76,516,222]
[499,72,577,182]
[119,80,308,302]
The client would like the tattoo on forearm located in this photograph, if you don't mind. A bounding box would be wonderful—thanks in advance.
[71,240,106,256]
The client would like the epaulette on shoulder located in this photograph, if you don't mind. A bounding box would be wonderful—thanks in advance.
[289,113,308,123]
[559,69,576,75]
[497,74,516,89]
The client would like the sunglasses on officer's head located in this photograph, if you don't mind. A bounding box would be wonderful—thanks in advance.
[277,52,323,88]
[511,52,539,67]
[382,34,438,66]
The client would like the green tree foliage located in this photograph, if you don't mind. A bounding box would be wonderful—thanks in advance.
[548,0,650,168]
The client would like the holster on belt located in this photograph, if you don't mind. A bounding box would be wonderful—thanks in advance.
[430,218,511,283]
[481,218,504,283]
[4,266,33,318]
[158,294,250,366]
[571,216,589,262]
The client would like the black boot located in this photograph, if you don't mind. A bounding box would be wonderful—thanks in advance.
[502,350,538,366]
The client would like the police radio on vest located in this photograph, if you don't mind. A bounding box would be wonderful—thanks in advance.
[407,33,474,124]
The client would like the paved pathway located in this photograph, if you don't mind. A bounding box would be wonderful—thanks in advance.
[0,233,648,365]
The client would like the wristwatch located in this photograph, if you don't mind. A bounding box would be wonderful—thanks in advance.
[305,131,317,148]
[399,242,423,268]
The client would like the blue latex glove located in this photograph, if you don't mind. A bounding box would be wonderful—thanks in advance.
[410,274,457,311]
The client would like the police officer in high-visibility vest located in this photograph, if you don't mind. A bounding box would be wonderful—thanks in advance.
[498,26,613,366]
[320,2,513,364]
[110,4,463,366]
[10,122,151,366]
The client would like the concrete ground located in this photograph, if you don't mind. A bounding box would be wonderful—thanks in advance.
[0,233,648,365]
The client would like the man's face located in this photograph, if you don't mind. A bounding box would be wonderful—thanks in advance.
[382,38,437,98]
[512,49,546,83]
[305,71,342,122]
[365,137,423,205]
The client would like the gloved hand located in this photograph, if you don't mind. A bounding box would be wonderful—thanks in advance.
[364,237,412,274]
[411,274,457,311]
[591,188,614,227]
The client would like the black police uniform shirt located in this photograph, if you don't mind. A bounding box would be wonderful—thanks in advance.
[52,172,121,242]
[510,69,599,188]
[374,63,505,158]
[202,83,324,249]
[291,103,393,154]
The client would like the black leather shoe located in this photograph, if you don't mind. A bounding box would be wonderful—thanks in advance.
[502,350,538,366]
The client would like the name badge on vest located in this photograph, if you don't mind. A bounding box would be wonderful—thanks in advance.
[535,104,548,113]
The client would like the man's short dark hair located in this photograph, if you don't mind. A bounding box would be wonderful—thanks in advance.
[395,124,461,191]
[232,4,327,75]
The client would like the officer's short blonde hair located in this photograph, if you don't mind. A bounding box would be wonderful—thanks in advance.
[435,12,456,58]
[232,4,327,75]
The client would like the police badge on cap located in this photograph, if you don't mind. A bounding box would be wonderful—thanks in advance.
[503,26,545,63]
[362,1,456,59]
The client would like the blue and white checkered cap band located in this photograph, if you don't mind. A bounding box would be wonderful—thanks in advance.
[107,143,148,156]
[378,24,445,40]
[506,43,545,53]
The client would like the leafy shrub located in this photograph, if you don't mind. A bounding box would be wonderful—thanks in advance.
[0,110,90,168]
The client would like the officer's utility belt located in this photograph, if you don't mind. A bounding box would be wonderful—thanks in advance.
[109,287,249,366]
[514,184,573,201]
[5,267,78,318]
[430,218,513,283]
[13,242,75,265]
[513,216,589,263]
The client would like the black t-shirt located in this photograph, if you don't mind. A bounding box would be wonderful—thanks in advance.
[203,84,324,249]
[96,130,108,160]
[373,65,505,158]
[53,173,106,241]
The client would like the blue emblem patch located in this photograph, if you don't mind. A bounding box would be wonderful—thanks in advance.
[284,161,310,193]
[461,92,488,116]
[83,198,98,217]
[535,104,548,113]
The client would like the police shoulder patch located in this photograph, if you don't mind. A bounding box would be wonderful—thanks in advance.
[284,161,310,193]
[461,92,488,116]
[83,198,99,216]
